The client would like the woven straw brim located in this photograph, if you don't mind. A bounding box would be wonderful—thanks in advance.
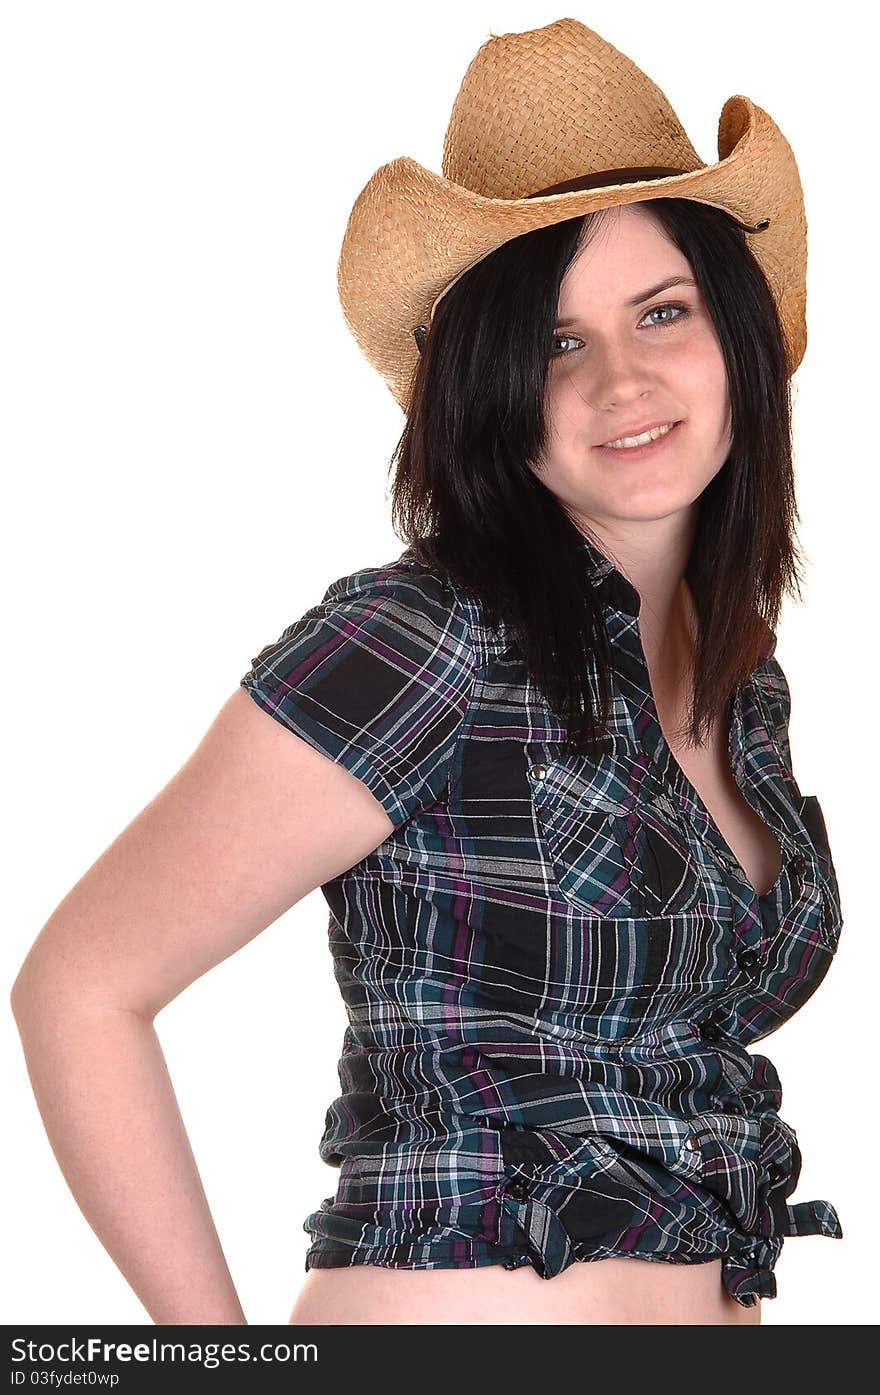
[337,93,806,410]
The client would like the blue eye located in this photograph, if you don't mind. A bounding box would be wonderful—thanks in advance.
[550,302,691,357]
[645,303,688,326]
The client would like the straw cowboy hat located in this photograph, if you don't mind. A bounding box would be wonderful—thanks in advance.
[336,17,807,411]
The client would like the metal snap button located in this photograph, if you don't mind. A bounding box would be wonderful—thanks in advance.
[682,1134,700,1152]
[699,1017,723,1044]
[507,1179,530,1201]
[528,763,548,781]
[502,1256,519,1270]
[789,852,807,880]
[736,947,763,973]
[721,1099,741,1114]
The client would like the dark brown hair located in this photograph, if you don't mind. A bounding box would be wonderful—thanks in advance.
[388,198,805,758]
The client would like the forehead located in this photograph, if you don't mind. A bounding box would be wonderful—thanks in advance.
[560,205,692,303]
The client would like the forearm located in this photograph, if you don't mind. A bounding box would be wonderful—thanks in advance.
[11,983,247,1325]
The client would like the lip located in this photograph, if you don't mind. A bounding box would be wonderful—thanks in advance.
[595,419,683,458]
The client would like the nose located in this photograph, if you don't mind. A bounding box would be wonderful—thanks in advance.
[595,339,657,403]
[561,334,658,412]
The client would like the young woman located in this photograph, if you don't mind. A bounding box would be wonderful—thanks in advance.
[11,20,843,1326]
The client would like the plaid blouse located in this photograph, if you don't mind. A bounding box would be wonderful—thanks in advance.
[240,535,844,1309]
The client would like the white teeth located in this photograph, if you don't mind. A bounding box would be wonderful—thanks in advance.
[603,422,676,449]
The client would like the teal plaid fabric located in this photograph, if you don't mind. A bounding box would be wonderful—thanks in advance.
[240,535,844,1308]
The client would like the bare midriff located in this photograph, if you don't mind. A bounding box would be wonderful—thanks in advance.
[288,1256,761,1325]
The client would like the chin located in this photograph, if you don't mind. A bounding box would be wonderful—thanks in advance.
[602,485,699,511]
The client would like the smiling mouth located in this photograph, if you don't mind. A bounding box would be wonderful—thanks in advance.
[595,420,684,456]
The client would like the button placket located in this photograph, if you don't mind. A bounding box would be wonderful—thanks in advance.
[698,1015,724,1044]
[495,1175,575,1280]
[506,1178,530,1202]
[678,1131,703,1174]
[666,1127,702,1182]
[714,847,740,877]
[736,945,766,975]
[788,851,808,895]
[784,840,840,948]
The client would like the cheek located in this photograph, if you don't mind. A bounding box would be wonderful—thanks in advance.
[680,338,730,412]
[545,369,590,418]
[542,377,595,452]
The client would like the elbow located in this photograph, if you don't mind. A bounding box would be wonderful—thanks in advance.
[10,948,72,1028]
[11,958,157,1030]
[10,962,47,1027]
[10,952,34,1017]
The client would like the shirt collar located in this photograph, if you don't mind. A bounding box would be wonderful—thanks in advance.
[579,532,777,661]
[579,533,641,618]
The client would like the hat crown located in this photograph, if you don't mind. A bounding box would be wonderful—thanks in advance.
[442,18,702,199]
[335,18,807,404]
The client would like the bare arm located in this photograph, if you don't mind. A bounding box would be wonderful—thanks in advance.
[12,996,248,1325]
[10,685,395,1324]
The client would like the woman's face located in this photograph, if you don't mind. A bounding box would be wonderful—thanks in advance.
[533,204,732,531]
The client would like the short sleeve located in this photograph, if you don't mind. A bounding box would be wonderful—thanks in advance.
[239,563,477,829]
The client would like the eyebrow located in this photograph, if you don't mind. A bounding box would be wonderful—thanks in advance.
[557,276,698,328]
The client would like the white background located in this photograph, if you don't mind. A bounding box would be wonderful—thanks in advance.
[2,1,873,1325]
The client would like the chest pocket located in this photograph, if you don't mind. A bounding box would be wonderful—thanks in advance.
[525,738,706,920]
[796,793,843,948]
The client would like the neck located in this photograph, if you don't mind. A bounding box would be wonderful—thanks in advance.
[639,577,697,692]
